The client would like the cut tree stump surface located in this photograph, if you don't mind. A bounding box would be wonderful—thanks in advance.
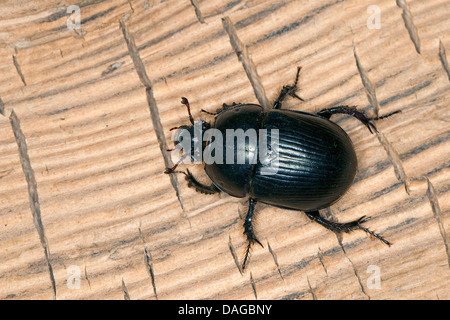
[0,0,449,299]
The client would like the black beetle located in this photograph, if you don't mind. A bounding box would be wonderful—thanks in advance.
[165,67,393,270]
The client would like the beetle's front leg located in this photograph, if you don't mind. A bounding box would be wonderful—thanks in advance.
[166,169,220,195]
[242,198,264,270]
[305,210,391,246]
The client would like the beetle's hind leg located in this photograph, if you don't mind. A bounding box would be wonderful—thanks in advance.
[273,66,305,109]
[317,106,401,134]
[242,198,264,270]
[167,169,220,195]
[305,210,392,246]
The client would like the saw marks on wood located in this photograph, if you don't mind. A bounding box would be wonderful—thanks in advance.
[0,0,448,299]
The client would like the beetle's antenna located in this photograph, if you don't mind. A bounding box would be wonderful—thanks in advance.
[181,97,195,125]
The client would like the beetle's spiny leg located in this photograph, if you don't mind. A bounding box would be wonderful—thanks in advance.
[242,238,263,271]
[305,211,391,246]
[358,224,392,246]
[293,66,301,85]
[369,110,402,121]
[273,66,304,109]
[184,169,220,195]
[317,106,378,134]
[166,169,220,194]
[242,198,263,270]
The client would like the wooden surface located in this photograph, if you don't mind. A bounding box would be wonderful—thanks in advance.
[0,0,449,300]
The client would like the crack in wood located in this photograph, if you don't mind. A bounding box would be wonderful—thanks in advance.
[228,235,243,275]
[9,109,56,299]
[122,278,130,300]
[353,47,380,116]
[84,265,91,289]
[267,241,283,280]
[339,240,370,300]
[189,0,205,24]
[139,227,158,299]
[249,272,258,299]
[426,178,450,268]
[0,95,5,116]
[12,55,27,86]
[119,18,184,211]
[222,16,270,109]
[377,132,411,194]
[353,47,411,194]
[317,247,328,274]
[439,40,450,81]
[126,0,134,14]
[396,0,421,54]
[143,246,158,299]
[307,277,317,300]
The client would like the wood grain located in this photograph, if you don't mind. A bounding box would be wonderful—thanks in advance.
[0,0,448,300]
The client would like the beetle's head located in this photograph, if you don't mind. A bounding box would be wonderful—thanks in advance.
[165,98,211,173]
[170,120,211,159]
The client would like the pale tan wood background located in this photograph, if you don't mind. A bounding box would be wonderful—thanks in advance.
[0,0,449,300]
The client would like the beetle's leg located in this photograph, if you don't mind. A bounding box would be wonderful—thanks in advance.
[305,211,392,246]
[316,106,379,133]
[183,169,220,195]
[166,169,220,195]
[317,106,401,134]
[273,66,304,109]
[242,198,264,270]
[202,102,240,116]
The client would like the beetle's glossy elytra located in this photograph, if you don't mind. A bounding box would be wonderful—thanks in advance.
[165,67,393,270]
